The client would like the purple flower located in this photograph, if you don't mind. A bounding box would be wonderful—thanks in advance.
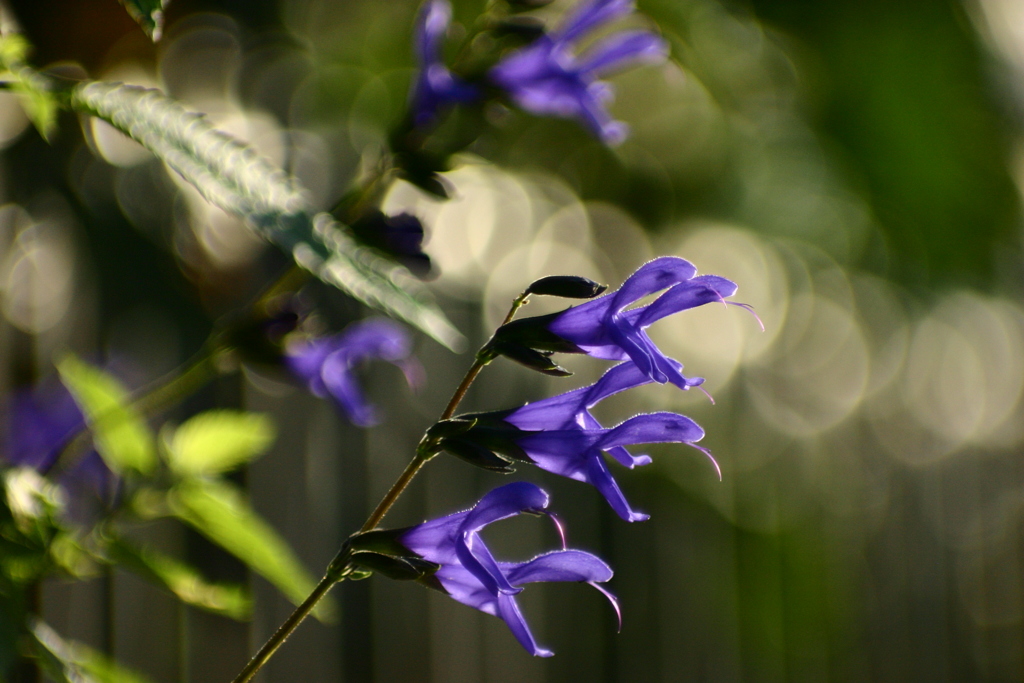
[397,482,616,656]
[2,383,115,509]
[410,0,479,127]
[489,0,669,143]
[448,362,714,521]
[285,318,423,427]
[495,257,752,389]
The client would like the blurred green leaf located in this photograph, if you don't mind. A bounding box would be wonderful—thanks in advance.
[168,479,329,618]
[0,34,28,65]
[164,410,276,477]
[107,538,252,619]
[0,34,57,140]
[57,354,156,476]
[69,82,463,350]
[48,533,98,579]
[11,70,57,141]
[117,0,168,41]
[28,620,152,683]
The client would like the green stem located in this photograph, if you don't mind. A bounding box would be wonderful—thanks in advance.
[131,349,222,419]
[359,449,433,534]
[229,573,338,683]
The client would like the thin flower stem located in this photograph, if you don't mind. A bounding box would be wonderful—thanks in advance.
[438,355,487,423]
[229,573,337,683]
[360,448,432,533]
[228,293,532,683]
[130,348,222,419]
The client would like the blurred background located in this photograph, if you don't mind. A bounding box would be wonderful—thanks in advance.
[4,0,1024,680]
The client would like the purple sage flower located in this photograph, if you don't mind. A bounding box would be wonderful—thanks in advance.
[447,362,713,521]
[397,481,616,656]
[489,0,669,144]
[2,382,115,512]
[285,318,424,427]
[494,256,755,388]
[507,361,716,520]
[410,0,479,127]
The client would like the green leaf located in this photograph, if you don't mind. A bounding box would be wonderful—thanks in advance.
[164,410,276,477]
[56,355,156,475]
[0,35,57,141]
[0,34,29,66]
[168,479,329,618]
[117,0,168,41]
[28,619,153,683]
[11,69,57,141]
[69,82,464,350]
[106,538,251,619]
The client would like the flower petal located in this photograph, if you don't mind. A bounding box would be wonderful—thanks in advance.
[320,351,378,427]
[584,361,658,406]
[399,510,468,563]
[414,0,452,66]
[555,0,635,43]
[598,412,705,450]
[609,256,698,313]
[585,452,649,521]
[577,30,669,79]
[456,532,522,596]
[338,318,414,363]
[505,549,613,585]
[506,385,594,431]
[461,482,551,533]
[497,592,553,657]
[635,275,739,328]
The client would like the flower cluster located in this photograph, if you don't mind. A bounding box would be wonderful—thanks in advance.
[489,0,668,143]
[492,256,753,385]
[355,257,750,655]
[410,0,668,143]
[448,361,712,522]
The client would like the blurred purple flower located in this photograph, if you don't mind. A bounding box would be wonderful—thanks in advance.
[410,0,479,126]
[285,318,424,427]
[496,257,752,389]
[489,0,669,143]
[2,383,114,508]
[398,482,616,656]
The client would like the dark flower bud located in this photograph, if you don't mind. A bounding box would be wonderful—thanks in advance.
[525,275,607,299]
[349,210,433,277]
[341,529,441,581]
[505,0,556,10]
[345,528,413,556]
[439,437,517,472]
[490,16,546,42]
[433,414,538,472]
[221,298,303,366]
[424,417,477,441]
[488,340,572,377]
[348,551,441,581]
[490,312,583,354]
[391,147,453,199]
